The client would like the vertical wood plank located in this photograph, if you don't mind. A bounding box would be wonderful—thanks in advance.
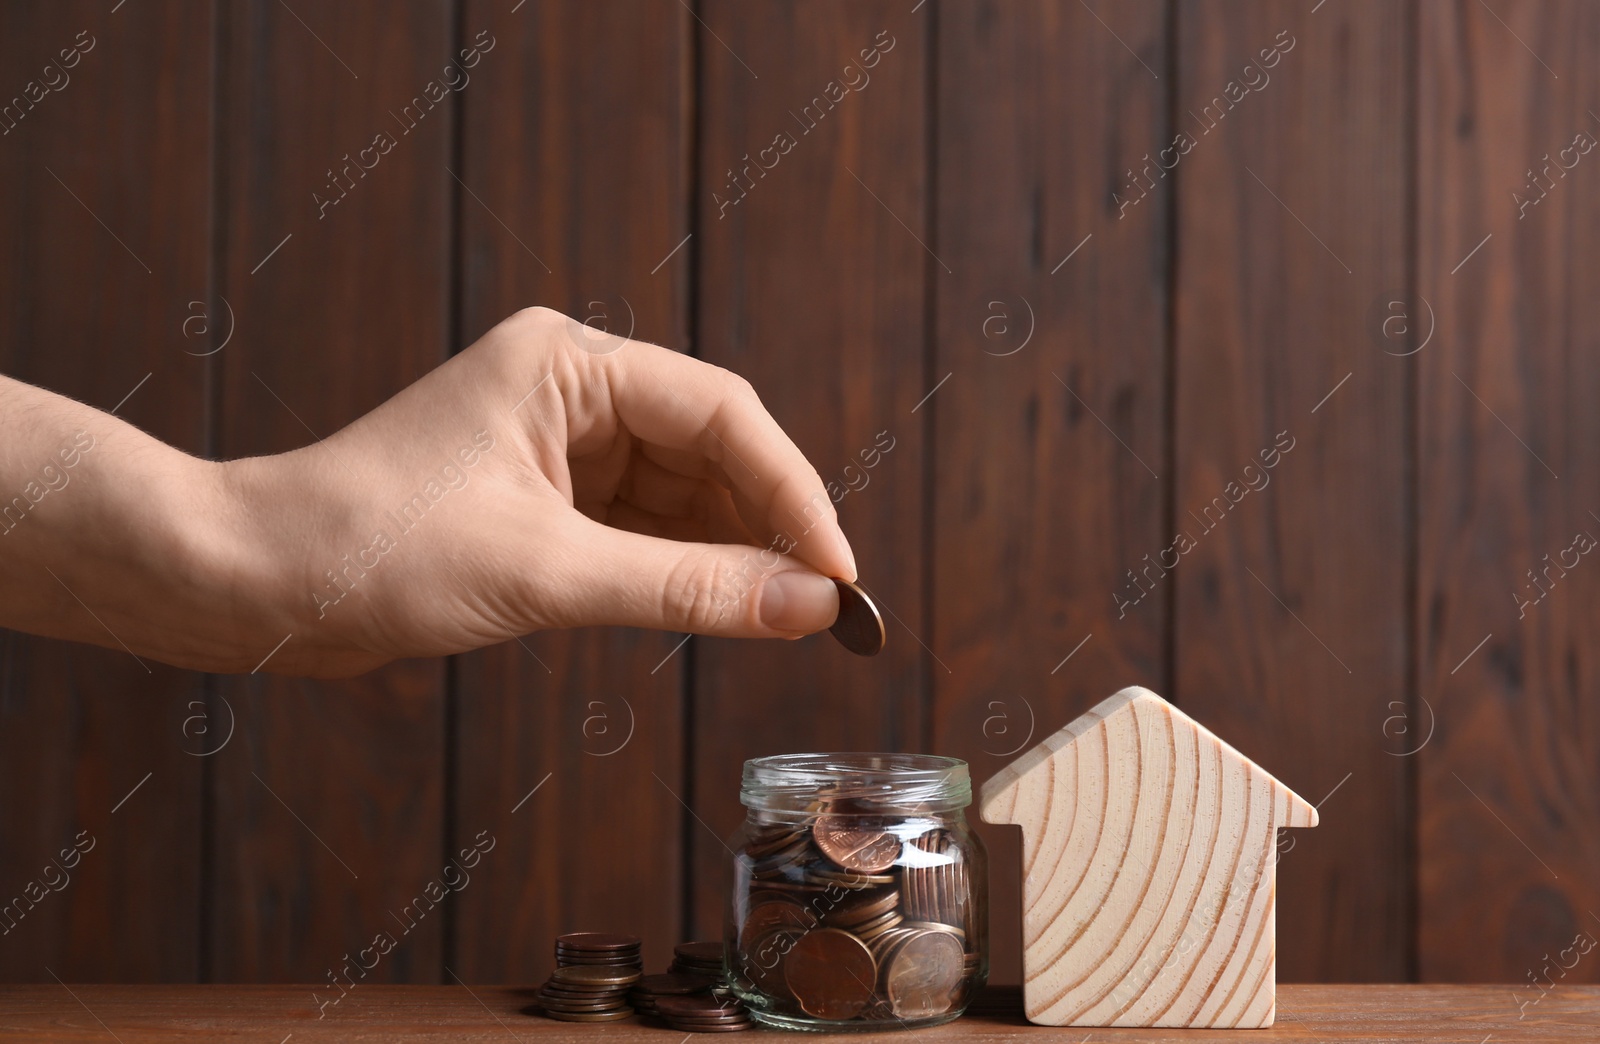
[689,0,928,937]
[1418,0,1600,982]
[210,0,451,982]
[452,0,690,981]
[932,0,1171,987]
[1172,1,1410,980]
[0,0,209,980]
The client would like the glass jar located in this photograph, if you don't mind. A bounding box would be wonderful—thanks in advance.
[725,753,988,1031]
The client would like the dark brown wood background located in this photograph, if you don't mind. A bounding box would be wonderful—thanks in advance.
[1,0,1596,991]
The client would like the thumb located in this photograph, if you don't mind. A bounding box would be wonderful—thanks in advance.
[552,516,841,637]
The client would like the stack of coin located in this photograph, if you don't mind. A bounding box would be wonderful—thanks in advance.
[904,832,971,934]
[654,993,755,1032]
[730,808,978,1024]
[668,940,725,978]
[629,972,717,1017]
[555,932,642,971]
[533,964,640,1023]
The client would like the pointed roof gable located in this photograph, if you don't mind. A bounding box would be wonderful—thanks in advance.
[980,685,1317,829]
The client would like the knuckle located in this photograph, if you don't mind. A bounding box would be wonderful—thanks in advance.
[661,550,749,632]
[705,367,762,434]
[724,369,759,401]
[512,304,564,328]
[490,306,568,353]
[698,360,756,401]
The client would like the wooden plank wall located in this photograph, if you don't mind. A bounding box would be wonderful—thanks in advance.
[1,0,1598,991]
[688,0,930,937]
[210,0,453,983]
[1417,0,1600,982]
[0,0,209,981]
[931,0,1171,986]
[1171,0,1411,982]
[451,0,691,982]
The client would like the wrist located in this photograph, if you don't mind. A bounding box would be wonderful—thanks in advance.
[213,447,388,676]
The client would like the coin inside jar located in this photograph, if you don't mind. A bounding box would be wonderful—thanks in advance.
[829,578,885,656]
[738,900,819,951]
[885,929,964,1019]
[741,927,803,999]
[784,928,878,1020]
[824,888,898,927]
[812,814,901,873]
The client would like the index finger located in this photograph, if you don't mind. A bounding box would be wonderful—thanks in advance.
[598,338,857,582]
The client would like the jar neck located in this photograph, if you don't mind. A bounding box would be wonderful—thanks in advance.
[739,753,971,815]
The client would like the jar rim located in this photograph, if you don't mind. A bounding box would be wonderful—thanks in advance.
[740,752,971,811]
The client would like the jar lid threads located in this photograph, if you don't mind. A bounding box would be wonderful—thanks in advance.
[740,753,971,813]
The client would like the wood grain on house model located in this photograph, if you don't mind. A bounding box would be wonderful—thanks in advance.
[981,687,1317,1028]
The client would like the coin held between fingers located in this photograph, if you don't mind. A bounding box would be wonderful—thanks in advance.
[829,578,885,656]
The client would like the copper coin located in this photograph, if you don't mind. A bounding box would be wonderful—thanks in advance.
[669,964,725,978]
[537,993,628,1009]
[655,994,744,1017]
[749,843,812,878]
[557,932,640,951]
[541,989,631,1003]
[543,1008,635,1022]
[540,996,629,1010]
[669,962,725,978]
[740,928,801,999]
[555,949,639,957]
[784,927,877,1021]
[825,888,899,927]
[829,578,885,656]
[557,963,641,972]
[552,965,641,987]
[902,920,965,941]
[544,974,633,987]
[674,941,725,963]
[745,825,807,859]
[739,900,818,951]
[661,1022,753,1033]
[539,983,629,998]
[540,983,629,997]
[867,927,919,969]
[813,815,901,873]
[885,929,964,1019]
[540,1000,628,1013]
[808,868,894,889]
[854,909,905,942]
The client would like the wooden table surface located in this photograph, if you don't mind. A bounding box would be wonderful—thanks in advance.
[0,985,1593,1042]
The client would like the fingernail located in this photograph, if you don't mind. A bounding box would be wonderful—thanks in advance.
[837,529,858,581]
[759,571,840,633]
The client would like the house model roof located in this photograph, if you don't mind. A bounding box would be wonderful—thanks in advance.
[979,685,1318,1028]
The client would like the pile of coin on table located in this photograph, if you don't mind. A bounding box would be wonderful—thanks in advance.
[533,934,755,1031]
[730,808,981,1023]
[532,933,643,1022]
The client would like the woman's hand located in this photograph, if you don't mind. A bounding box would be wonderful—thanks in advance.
[0,307,855,676]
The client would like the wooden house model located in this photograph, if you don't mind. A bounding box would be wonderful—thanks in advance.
[979,685,1318,1028]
